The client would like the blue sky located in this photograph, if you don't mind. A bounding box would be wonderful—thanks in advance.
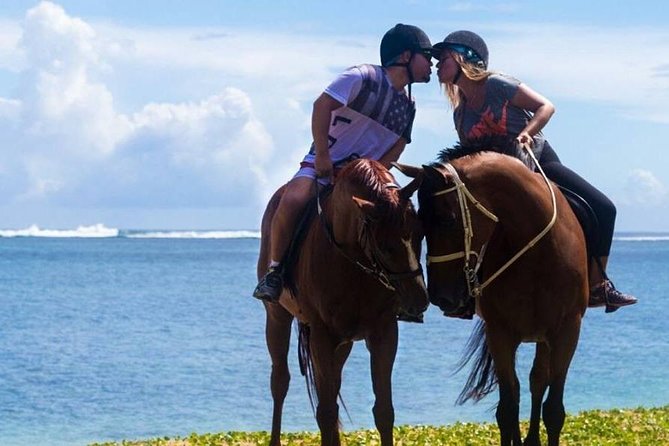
[0,1,668,231]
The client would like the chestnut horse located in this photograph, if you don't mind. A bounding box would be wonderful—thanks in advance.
[258,159,428,446]
[407,150,587,446]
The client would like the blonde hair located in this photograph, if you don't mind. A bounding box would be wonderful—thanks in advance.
[442,52,493,109]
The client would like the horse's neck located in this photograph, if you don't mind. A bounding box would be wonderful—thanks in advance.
[468,159,552,245]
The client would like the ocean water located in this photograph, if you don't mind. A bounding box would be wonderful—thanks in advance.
[0,226,667,446]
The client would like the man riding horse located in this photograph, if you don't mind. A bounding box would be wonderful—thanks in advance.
[253,24,434,322]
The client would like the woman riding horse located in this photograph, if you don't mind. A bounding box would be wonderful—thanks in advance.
[431,30,636,312]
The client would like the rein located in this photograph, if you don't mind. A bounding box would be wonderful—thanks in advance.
[427,146,557,297]
[316,180,423,291]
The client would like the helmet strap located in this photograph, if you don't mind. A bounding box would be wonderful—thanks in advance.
[386,51,415,99]
[405,53,415,100]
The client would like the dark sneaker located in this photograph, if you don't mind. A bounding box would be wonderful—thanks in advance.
[253,267,283,302]
[589,280,637,311]
[588,286,607,308]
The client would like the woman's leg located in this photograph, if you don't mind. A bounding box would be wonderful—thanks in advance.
[539,161,616,284]
[539,144,636,310]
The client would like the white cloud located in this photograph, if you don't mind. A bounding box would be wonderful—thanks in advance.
[0,18,22,72]
[0,1,274,212]
[0,97,20,120]
[2,2,669,229]
[16,2,131,157]
[620,169,668,206]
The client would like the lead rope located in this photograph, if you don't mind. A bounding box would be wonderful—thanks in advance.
[477,145,557,292]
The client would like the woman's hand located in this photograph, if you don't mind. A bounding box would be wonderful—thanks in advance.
[515,131,534,150]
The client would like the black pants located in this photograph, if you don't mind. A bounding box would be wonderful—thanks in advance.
[539,142,616,256]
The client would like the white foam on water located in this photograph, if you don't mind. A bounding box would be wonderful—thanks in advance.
[0,224,119,238]
[126,230,260,239]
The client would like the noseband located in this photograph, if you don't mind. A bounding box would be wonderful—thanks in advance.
[318,182,423,291]
[426,148,557,298]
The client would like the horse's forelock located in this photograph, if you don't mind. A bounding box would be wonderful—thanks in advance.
[342,160,399,203]
[339,159,403,221]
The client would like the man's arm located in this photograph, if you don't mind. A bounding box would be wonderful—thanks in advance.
[378,137,408,168]
[312,93,344,180]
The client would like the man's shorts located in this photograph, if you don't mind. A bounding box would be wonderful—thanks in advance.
[293,165,332,186]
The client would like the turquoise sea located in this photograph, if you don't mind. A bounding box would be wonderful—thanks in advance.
[0,226,667,446]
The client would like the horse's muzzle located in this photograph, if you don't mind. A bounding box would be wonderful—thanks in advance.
[396,276,429,320]
[428,279,468,313]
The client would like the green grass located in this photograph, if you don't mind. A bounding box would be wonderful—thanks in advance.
[90,405,669,445]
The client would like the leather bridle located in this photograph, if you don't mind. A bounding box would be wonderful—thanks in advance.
[425,147,557,298]
[317,182,423,291]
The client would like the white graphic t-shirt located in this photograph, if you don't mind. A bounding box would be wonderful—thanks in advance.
[301,64,416,167]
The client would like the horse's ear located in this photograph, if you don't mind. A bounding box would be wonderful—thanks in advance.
[422,164,448,186]
[399,175,423,200]
[352,196,375,215]
[391,162,423,179]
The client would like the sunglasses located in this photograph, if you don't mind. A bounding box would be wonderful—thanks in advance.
[418,50,433,60]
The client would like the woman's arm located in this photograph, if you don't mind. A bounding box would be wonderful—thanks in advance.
[511,83,555,146]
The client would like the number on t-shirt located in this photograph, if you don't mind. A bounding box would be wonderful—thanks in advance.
[328,116,352,148]
[332,116,352,126]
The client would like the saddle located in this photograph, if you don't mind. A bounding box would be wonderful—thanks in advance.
[558,186,600,259]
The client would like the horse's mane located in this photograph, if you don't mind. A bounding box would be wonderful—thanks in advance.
[338,159,402,220]
[437,136,532,168]
[419,137,530,222]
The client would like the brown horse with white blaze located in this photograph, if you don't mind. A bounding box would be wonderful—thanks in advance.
[406,150,587,446]
[258,158,428,446]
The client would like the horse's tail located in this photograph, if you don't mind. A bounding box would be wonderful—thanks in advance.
[455,319,498,404]
[297,323,348,429]
[297,322,318,415]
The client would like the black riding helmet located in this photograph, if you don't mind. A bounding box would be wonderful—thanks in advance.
[380,23,433,67]
[380,24,432,97]
[432,30,489,69]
